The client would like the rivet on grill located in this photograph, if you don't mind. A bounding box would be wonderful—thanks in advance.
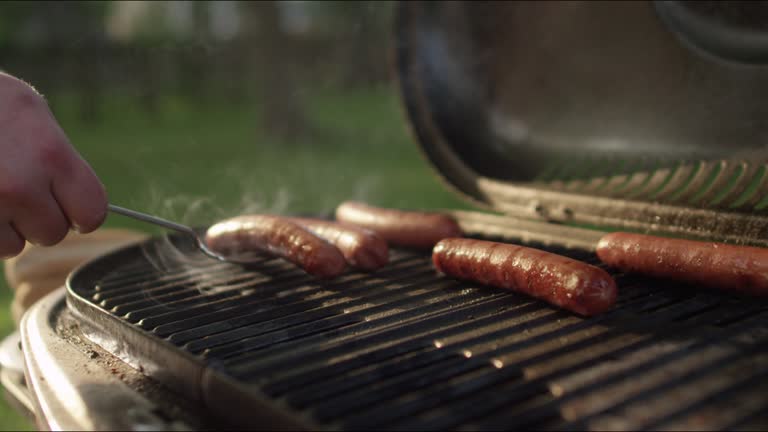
[491,358,504,369]
[433,340,444,348]
[462,350,473,358]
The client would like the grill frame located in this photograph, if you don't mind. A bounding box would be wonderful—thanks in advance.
[65,210,768,431]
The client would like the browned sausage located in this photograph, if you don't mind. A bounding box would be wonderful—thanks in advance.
[287,217,389,271]
[335,201,462,249]
[433,238,617,316]
[205,215,347,278]
[596,232,768,296]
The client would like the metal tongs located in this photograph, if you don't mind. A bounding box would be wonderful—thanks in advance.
[108,204,228,262]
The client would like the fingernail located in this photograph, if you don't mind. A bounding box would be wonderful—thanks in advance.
[72,223,83,233]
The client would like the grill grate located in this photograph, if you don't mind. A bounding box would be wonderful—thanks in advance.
[67,230,768,430]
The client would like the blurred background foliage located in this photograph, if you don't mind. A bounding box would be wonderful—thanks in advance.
[0,1,468,429]
[1,1,394,126]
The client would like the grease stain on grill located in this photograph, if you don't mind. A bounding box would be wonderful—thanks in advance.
[65,233,768,430]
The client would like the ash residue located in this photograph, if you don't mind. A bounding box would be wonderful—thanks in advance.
[54,309,212,429]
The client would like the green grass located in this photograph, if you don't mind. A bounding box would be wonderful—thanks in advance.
[56,84,468,228]
[0,285,31,431]
[0,82,470,428]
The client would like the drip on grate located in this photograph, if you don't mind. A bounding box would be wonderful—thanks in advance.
[67,233,768,431]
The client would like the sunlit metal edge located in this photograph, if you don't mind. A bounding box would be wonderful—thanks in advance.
[1,367,35,422]
[19,287,178,431]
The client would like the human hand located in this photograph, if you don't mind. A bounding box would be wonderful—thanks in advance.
[0,72,107,258]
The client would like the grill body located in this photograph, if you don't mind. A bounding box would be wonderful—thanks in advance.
[65,212,768,430]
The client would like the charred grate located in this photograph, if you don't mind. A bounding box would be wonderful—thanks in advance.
[66,230,768,430]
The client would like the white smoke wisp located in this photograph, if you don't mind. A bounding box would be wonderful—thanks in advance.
[135,184,237,300]
[135,178,299,299]
[351,175,383,202]
[132,158,387,302]
[235,185,294,217]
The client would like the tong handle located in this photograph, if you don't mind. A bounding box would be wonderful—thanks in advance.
[108,204,229,262]
[107,204,197,237]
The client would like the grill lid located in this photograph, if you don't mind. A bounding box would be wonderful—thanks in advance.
[395,1,768,245]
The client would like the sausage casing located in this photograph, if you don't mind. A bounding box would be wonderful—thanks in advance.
[288,217,389,271]
[335,201,462,249]
[596,232,768,296]
[205,215,347,278]
[433,238,617,316]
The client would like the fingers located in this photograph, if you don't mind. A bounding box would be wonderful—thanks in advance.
[0,172,70,247]
[38,108,108,235]
[0,223,25,259]
[10,188,70,247]
[51,155,107,234]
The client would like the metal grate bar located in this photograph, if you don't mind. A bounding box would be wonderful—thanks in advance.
[145,255,430,334]
[546,349,768,431]
[345,298,743,430]
[231,278,700,410]
[340,320,680,428]
[304,293,672,424]
[639,367,768,431]
[97,265,277,307]
[230,272,670,383]
[95,259,246,293]
[182,273,445,351]
[122,253,426,324]
[224,293,520,372]
[314,355,492,423]
[111,262,300,318]
[291,349,478,410]
[95,259,169,284]
[382,338,662,430]
[102,268,282,311]
[259,300,544,396]
[200,282,501,359]
[163,266,438,344]
[719,394,768,432]
[306,311,578,414]
[265,299,535,397]
[339,307,714,428]
[568,352,764,429]
[122,274,311,321]
[461,317,768,431]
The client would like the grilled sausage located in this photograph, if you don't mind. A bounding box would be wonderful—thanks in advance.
[288,217,389,271]
[596,232,768,297]
[433,238,617,316]
[205,215,346,278]
[335,201,462,249]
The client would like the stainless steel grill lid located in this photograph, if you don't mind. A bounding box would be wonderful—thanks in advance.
[395,1,768,245]
[66,231,768,430]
